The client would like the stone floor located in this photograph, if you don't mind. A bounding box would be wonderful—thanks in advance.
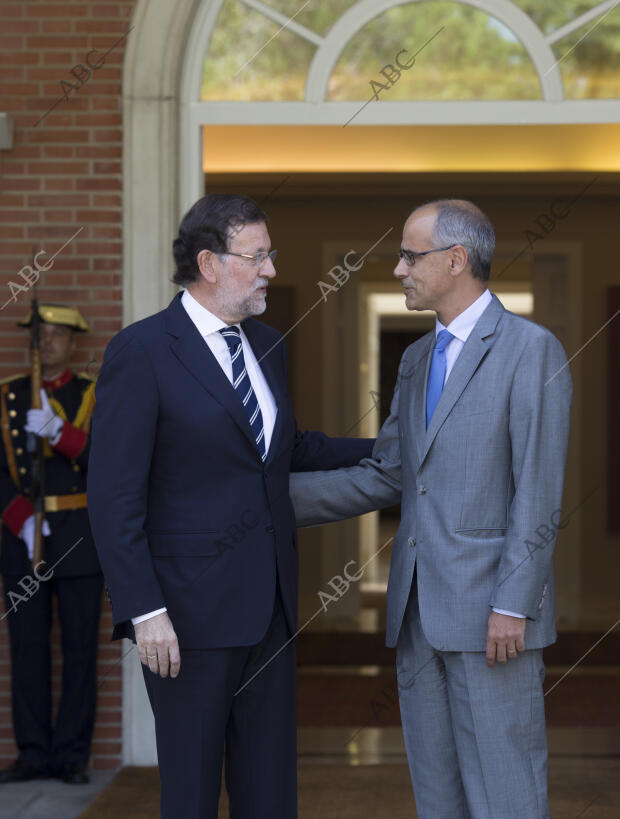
[1,727,618,818]
[0,771,115,819]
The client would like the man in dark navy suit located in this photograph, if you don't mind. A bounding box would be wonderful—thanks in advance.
[87,194,373,818]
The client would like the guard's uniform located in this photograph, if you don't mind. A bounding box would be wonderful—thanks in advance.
[0,360,102,776]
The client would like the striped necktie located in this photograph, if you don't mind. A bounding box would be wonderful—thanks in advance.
[219,326,266,461]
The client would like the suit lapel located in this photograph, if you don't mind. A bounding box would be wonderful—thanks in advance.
[404,333,434,467]
[419,294,504,467]
[165,294,260,454]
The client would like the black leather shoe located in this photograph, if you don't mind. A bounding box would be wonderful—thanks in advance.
[0,759,45,784]
[60,762,89,784]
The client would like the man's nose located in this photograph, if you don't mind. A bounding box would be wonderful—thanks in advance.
[262,258,277,278]
[394,259,408,279]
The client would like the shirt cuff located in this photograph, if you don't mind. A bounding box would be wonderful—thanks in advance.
[52,421,87,459]
[131,607,167,625]
[2,495,35,537]
[492,607,526,619]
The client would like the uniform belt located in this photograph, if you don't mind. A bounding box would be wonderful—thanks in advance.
[44,493,87,512]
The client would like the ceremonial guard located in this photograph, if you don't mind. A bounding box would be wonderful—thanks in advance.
[0,303,102,785]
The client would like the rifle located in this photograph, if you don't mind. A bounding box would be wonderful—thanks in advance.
[26,291,46,567]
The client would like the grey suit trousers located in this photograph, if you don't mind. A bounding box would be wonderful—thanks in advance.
[397,582,549,819]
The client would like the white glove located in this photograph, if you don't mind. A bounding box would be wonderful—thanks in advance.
[19,515,51,560]
[24,388,64,444]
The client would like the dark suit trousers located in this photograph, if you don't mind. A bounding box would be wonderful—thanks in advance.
[142,582,297,819]
[2,573,103,774]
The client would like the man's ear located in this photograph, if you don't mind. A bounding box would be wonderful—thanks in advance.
[197,249,219,284]
[449,244,469,277]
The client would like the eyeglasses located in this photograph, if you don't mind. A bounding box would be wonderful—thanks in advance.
[224,249,278,267]
[398,244,458,267]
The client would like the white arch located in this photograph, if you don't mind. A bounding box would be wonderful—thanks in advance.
[305,0,564,103]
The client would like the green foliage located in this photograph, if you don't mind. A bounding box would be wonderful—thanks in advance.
[201,0,620,102]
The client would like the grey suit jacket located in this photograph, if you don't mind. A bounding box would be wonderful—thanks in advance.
[290,295,572,651]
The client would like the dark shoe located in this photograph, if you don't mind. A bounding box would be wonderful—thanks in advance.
[0,759,45,784]
[60,762,89,785]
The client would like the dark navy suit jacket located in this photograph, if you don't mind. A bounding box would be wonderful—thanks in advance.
[87,293,373,648]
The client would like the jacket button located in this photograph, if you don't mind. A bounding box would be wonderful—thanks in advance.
[16,447,23,455]
[9,409,17,418]
[417,486,426,495]
[8,392,15,400]
[265,525,275,534]
[11,429,18,437]
[19,467,27,475]
[408,537,416,547]
[73,464,80,472]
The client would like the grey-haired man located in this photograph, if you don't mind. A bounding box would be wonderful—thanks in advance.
[291,199,572,818]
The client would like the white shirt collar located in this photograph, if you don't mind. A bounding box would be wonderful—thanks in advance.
[436,289,492,343]
[181,288,238,338]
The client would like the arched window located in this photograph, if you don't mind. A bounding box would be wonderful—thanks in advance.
[198,0,620,106]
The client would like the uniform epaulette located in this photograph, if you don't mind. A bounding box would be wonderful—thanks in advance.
[0,373,28,385]
[76,371,97,382]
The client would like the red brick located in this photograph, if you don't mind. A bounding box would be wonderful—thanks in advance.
[42,210,75,222]
[92,5,127,16]
[0,20,39,33]
[76,20,130,33]
[28,5,90,17]
[75,146,120,158]
[2,178,41,191]
[92,130,122,144]
[3,145,40,159]
[28,194,89,206]
[92,161,121,174]
[0,53,38,65]
[92,756,121,771]
[76,178,120,191]
[75,210,120,223]
[44,179,76,191]
[0,37,23,49]
[74,113,121,127]
[91,227,121,239]
[0,67,24,80]
[28,129,91,143]
[0,5,25,16]
[26,36,90,49]
[2,82,40,95]
[93,195,121,208]
[0,227,24,238]
[42,52,76,65]
[29,161,90,174]
[0,96,26,111]
[43,146,76,158]
[0,210,41,222]
[76,241,121,255]
[42,21,74,34]
[36,272,75,287]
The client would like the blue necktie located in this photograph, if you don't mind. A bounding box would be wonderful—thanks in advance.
[219,326,267,461]
[426,329,454,428]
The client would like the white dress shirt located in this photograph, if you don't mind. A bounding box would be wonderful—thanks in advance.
[435,289,524,621]
[132,289,278,625]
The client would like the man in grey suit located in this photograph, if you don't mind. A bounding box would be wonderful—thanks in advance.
[290,199,572,818]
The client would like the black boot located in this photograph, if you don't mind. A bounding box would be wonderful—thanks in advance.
[59,762,89,784]
[0,758,47,784]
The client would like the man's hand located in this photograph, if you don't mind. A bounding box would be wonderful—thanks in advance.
[135,612,181,679]
[24,388,64,443]
[19,514,51,560]
[486,612,526,667]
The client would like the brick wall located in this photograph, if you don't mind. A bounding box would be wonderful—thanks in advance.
[0,0,138,772]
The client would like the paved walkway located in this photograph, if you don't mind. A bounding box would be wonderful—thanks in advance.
[0,772,115,819]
